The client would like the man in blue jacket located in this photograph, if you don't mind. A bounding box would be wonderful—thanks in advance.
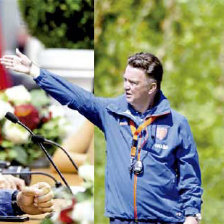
[1,50,203,224]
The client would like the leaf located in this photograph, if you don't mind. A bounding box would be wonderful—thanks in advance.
[1,140,15,148]
[30,90,50,108]
[13,146,28,165]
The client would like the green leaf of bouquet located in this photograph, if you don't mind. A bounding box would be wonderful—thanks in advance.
[40,218,54,224]
[0,152,7,160]
[30,89,50,108]
[0,92,8,101]
[1,140,15,148]
[13,146,28,165]
[75,188,92,202]
[8,149,17,160]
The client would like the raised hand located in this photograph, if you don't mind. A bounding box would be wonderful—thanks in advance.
[0,48,32,74]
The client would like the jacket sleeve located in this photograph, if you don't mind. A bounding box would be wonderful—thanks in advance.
[34,69,107,131]
[176,118,203,216]
[0,190,15,215]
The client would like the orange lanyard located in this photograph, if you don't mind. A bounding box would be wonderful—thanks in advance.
[130,116,156,221]
[129,117,156,158]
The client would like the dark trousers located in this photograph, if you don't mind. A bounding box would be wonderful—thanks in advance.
[110,218,183,224]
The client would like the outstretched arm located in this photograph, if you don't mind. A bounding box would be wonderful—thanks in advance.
[1,49,108,130]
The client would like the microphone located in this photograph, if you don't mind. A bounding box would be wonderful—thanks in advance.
[5,112,19,124]
[5,112,74,195]
[5,112,33,135]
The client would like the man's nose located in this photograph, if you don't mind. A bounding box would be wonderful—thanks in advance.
[124,81,130,90]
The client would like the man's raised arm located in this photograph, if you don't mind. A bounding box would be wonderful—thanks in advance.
[0,49,106,130]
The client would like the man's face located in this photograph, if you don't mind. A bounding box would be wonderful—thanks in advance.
[123,65,155,106]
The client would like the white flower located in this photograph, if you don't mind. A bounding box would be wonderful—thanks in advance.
[50,210,61,224]
[72,200,94,224]
[3,120,29,144]
[0,100,14,120]
[71,186,86,195]
[49,105,65,118]
[78,165,94,182]
[5,85,31,105]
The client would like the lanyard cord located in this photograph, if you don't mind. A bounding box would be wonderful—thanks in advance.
[130,117,156,158]
[130,117,156,221]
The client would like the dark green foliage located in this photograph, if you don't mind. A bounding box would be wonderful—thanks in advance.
[95,0,224,223]
[18,0,93,49]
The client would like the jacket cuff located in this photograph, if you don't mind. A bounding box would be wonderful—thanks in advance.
[184,207,200,216]
[11,190,25,215]
[34,68,45,82]
[0,190,15,216]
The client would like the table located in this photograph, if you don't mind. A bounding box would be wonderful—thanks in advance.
[1,168,83,224]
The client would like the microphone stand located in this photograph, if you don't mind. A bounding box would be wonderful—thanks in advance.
[37,142,73,194]
[5,114,73,195]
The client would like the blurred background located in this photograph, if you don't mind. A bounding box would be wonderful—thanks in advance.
[95,0,224,223]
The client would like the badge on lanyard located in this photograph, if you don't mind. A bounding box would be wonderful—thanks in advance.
[133,160,143,175]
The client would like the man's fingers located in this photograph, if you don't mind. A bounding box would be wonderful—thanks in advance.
[1,55,14,60]
[35,199,54,208]
[22,186,38,196]
[9,176,25,190]
[7,179,17,190]
[35,182,51,189]
[16,179,25,190]
[38,206,54,213]
[16,48,23,57]
[1,55,22,62]
[1,61,12,67]
[0,58,13,64]
[33,182,51,196]
[34,191,54,204]
[0,175,19,190]
[22,182,52,197]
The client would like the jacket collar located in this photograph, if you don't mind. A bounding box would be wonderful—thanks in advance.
[106,91,171,120]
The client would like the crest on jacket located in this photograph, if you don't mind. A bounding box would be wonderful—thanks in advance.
[156,127,168,140]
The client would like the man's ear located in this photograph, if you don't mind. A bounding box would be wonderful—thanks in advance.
[148,82,157,95]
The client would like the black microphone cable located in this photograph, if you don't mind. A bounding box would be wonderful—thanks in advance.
[42,139,79,172]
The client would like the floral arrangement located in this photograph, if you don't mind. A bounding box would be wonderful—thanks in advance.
[42,165,94,224]
[0,85,69,166]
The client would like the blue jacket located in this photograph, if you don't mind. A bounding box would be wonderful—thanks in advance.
[35,69,203,222]
[0,190,15,215]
